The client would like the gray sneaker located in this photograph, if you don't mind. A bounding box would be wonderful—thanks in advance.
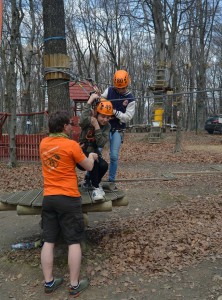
[109,182,118,191]
[99,183,105,196]
[69,278,89,297]
[113,185,118,191]
[92,187,105,201]
[44,277,63,294]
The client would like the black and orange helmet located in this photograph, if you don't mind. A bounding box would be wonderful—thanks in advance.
[96,99,113,116]
[113,70,130,88]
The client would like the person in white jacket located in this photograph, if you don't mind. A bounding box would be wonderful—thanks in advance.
[101,70,135,188]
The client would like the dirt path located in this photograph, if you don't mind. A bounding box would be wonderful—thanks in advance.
[1,132,222,300]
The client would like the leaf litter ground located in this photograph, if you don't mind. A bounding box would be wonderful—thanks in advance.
[1,131,222,299]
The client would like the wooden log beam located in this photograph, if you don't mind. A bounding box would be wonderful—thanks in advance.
[16,201,113,215]
[0,202,16,211]
[103,176,176,183]
[17,205,42,215]
[171,171,220,175]
[82,200,112,213]
[162,173,177,179]
[83,213,89,227]
[16,208,89,227]
[112,196,128,207]
[211,166,222,171]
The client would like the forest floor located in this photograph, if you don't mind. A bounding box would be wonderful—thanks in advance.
[1,130,222,300]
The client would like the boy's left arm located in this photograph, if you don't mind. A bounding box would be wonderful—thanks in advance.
[114,100,136,123]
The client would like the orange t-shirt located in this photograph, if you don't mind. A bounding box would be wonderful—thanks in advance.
[39,136,86,197]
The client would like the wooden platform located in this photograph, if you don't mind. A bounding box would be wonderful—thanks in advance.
[0,183,128,216]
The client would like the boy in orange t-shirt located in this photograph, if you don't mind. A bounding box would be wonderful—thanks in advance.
[40,137,85,197]
[39,110,98,297]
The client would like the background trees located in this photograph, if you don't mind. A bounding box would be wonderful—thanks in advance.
[1,0,222,132]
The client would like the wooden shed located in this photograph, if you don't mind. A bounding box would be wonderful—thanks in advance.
[69,80,96,115]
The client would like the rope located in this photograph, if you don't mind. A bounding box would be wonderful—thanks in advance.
[44,67,72,77]
[44,36,65,42]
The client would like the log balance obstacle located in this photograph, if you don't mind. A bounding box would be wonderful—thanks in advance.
[0,183,128,226]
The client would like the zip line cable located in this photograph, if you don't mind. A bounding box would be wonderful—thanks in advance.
[41,67,222,102]
[42,77,222,103]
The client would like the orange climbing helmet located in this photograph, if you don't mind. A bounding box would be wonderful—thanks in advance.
[113,70,130,88]
[96,99,113,116]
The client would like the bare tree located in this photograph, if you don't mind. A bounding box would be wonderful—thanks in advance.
[2,0,221,141]
[195,0,220,130]
[5,0,24,167]
[16,0,36,133]
[66,1,102,82]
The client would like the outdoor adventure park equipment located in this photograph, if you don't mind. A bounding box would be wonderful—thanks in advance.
[0,184,128,226]
[148,61,173,143]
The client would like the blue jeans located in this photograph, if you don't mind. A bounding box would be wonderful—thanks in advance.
[109,131,123,182]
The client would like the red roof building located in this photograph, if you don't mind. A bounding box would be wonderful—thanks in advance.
[69,80,96,115]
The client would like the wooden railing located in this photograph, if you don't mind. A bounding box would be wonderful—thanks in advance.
[0,134,46,161]
[0,128,80,162]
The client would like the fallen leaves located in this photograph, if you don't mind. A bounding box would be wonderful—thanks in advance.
[1,131,222,293]
[0,163,43,193]
[0,132,222,192]
[85,195,222,286]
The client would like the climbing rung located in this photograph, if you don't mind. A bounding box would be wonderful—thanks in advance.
[148,126,162,143]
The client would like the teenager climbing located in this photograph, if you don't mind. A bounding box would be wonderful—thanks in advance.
[79,93,113,201]
[101,70,135,189]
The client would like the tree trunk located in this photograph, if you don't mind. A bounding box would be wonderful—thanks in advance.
[18,0,34,133]
[7,0,23,167]
[174,118,182,152]
[42,0,70,113]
